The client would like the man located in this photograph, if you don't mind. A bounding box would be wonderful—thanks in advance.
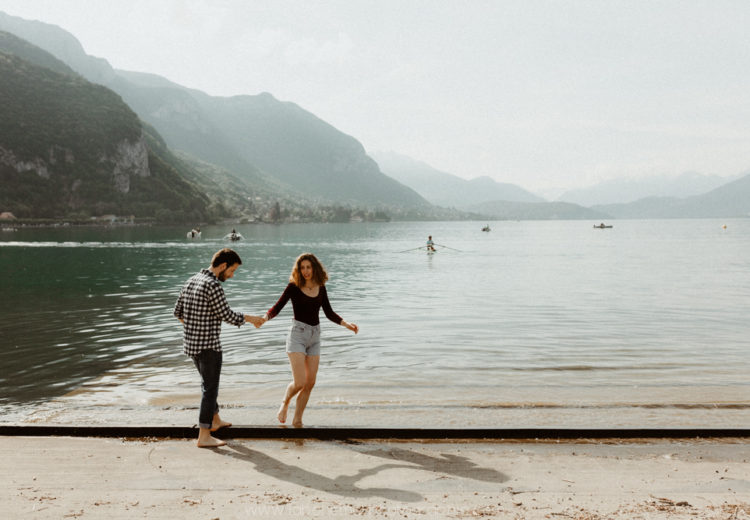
[174,248,263,447]
[426,235,436,252]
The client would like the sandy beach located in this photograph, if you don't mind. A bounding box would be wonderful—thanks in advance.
[3,435,748,519]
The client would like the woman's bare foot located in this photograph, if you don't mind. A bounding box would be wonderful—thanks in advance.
[292,419,303,428]
[197,428,226,448]
[277,401,289,423]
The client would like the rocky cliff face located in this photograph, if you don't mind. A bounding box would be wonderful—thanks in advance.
[0,144,78,179]
[107,133,150,193]
[0,145,51,178]
[1,133,149,194]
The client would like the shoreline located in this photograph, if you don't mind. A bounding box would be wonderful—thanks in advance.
[4,436,748,519]
[3,382,749,430]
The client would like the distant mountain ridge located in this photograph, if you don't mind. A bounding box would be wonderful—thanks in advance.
[371,151,544,208]
[594,171,750,218]
[0,30,75,77]
[0,11,119,86]
[372,151,613,220]
[557,171,736,207]
[469,200,610,220]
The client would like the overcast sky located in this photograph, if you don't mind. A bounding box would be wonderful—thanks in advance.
[1,0,749,195]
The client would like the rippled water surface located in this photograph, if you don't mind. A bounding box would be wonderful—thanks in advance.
[1,220,748,427]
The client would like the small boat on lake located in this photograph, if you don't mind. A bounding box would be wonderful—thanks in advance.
[225,229,243,241]
[482,225,491,232]
[187,227,201,239]
[593,223,613,229]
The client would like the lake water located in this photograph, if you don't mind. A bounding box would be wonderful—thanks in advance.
[0,219,748,428]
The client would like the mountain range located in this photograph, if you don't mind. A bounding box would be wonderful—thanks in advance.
[556,171,737,207]
[371,151,544,208]
[594,171,750,218]
[370,150,750,220]
[0,11,428,216]
[2,10,750,222]
[372,150,607,219]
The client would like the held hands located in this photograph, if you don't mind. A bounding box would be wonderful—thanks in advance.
[245,315,266,329]
[342,320,359,334]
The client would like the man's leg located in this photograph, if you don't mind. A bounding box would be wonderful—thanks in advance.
[192,350,225,447]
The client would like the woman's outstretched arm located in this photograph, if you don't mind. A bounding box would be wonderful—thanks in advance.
[322,287,358,333]
[257,283,295,327]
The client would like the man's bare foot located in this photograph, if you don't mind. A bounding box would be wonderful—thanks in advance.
[277,402,289,424]
[196,436,226,448]
[210,417,232,432]
[292,419,303,428]
[197,428,226,448]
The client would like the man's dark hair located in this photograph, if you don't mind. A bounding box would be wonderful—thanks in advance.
[211,248,242,268]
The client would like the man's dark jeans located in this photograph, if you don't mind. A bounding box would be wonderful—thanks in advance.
[192,349,222,429]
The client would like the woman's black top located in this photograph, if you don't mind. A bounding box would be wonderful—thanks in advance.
[266,283,343,326]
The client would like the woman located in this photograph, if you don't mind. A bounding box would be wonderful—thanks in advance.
[258,253,358,427]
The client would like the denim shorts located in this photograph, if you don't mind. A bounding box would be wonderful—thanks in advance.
[286,319,321,356]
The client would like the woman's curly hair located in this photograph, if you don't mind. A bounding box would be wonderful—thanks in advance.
[289,252,329,287]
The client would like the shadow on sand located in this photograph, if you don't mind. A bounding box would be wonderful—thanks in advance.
[211,440,508,503]
[215,441,422,501]
[349,442,509,484]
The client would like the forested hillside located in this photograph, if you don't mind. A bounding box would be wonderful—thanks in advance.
[0,40,213,221]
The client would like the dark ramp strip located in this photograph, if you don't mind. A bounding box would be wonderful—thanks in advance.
[0,426,749,440]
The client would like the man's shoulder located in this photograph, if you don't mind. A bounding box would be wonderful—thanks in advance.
[195,269,217,281]
[201,271,226,296]
[184,269,217,288]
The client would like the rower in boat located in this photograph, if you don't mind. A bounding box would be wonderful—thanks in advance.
[225,228,243,241]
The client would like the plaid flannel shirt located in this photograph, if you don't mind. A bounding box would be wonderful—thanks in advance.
[174,268,245,356]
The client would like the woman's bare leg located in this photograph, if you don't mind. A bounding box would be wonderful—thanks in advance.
[292,355,319,428]
[278,352,307,423]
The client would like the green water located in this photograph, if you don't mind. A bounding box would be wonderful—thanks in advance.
[1,220,749,428]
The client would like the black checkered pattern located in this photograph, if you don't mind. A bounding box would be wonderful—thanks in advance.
[174,269,245,356]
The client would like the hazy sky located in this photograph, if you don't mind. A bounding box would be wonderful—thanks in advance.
[1,0,749,194]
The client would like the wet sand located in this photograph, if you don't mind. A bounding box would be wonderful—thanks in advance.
[5,383,750,429]
[4,436,748,519]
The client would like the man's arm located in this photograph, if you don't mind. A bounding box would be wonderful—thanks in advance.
[205,283,245,327]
